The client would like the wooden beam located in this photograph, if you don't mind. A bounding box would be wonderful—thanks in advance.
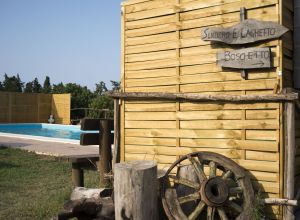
[80,118,101,131]
[284,102,296,220]
[80,133,100,146]
[113,99,121,166]
[99,119,114,188]
[108,92,298,103]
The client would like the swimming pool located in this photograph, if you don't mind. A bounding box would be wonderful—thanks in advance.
[0,123,87,142]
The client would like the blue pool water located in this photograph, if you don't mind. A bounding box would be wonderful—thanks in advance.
[0,123,86,140]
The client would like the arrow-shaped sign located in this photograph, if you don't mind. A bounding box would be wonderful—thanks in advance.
[201,19,288,45]
[217,47,271,69]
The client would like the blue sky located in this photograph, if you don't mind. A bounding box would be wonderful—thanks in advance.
[0,0,122,90]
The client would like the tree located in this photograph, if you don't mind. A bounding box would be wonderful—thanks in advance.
[32,78,42,93]
[110,80,120,92]
[24,82,33,93]
[0,82,3,91]
[52,82,66,94]
[43,76,52,93]
[2,73,24,92]
[88,95,114,118]
[95,81,108,96]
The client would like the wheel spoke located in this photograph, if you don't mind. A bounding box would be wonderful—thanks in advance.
[222,170,232,180]
[228,201,243,213]
[217,207,229,220]
[188,155,207,182]
[209,161,216,178]
[178,193,201,204]
[169,175,200,189]
[207,206,215,220]
[188,201,206,220]
[229,186,243,195]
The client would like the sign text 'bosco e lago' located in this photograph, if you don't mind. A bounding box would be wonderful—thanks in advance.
[201,19,288,45]
[217,47,271,69]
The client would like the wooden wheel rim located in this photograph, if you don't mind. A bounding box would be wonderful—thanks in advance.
[161,152,255,220]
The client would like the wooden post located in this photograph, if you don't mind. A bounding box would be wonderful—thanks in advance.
[72,163,84,187]
[240,7,248,79]
[99,119,113,188]
[114,161,158,220]
[284,102,296,220]
[113,99,120,166]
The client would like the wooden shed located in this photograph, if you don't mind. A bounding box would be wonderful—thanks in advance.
[111,0,300,219]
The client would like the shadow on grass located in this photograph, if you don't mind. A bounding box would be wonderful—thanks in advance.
[0,161,19,169]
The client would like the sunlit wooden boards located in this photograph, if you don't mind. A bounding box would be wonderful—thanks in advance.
[52,94,71,125]
[0,92,71,124]
[120,0,292,219]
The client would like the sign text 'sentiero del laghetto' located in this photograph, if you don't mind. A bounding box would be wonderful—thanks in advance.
[201,19,288,45]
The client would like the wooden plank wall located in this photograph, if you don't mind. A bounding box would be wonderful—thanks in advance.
[51,94,71,125]
[0,92,70,124]
[0,92,52,123]
[121,0,290,218]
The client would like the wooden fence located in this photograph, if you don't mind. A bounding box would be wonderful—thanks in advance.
[0,92,71,125]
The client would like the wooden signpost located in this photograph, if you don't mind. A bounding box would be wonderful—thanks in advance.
[217,47,271,69]
[201,19,288,45]
[201,8,288,79]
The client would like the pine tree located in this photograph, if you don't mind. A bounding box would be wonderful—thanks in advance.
[24,82,33,93]
[42,76,52,93]
[2,73,24,92]
[32,78,42,93]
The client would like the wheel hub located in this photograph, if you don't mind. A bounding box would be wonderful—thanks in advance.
[200,177,229,207]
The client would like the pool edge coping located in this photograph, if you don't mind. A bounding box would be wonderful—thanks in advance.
[0,132,82,145]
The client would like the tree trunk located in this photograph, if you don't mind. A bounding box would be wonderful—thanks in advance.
[114,161,158,220]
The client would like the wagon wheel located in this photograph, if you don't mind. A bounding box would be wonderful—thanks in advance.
[161,152,255,220]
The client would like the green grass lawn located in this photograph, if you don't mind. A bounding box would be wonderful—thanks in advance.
[0,146,99,220]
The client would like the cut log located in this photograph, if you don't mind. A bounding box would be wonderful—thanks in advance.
[262,198,298,206]
[114,161,158,220]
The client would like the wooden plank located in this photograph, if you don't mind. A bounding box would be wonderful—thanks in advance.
[237,159,279,173]
[180,139,278,152]
[246,130,278,141]
[181,7,278,30]
[201,19,288,44]
[180,0,278,20]
[80,133,100,146]
[125,120,176,129]
[125,110,244,120]
[110,92,298,102]
[180,79,278,92]
[126,14,176,30]
[217,47,272,69]
[125,103,177,111]
[180,119,279,130]
[180,102,279,111]
[252,180,280,193]
[80,118,100,131]
[246,151,279,161]
[246,110,278,119]
[248,171,279,182]
[125,137,176,147]
[124,145,243,159]
[125,129,242,139]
